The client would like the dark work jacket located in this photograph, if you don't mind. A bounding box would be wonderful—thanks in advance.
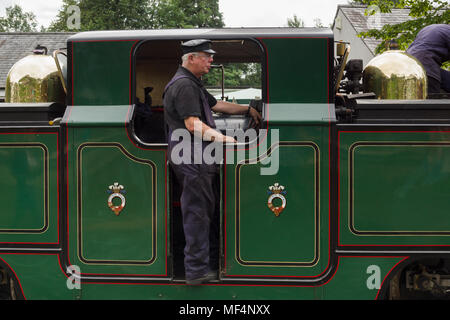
[406,24,450,82]
[163,66,217,131]
[163,66,218,165]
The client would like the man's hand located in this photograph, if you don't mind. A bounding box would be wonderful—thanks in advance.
[220,135,237,143]
[186,117,236,143]
[205,127,236,143]
[211,101,262,128]
[248,107,262,127]
[207,128,236,143]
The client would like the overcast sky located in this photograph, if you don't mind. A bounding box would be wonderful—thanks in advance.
[1,0,350,29]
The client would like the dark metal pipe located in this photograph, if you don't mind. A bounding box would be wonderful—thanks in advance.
[211,64,225,100]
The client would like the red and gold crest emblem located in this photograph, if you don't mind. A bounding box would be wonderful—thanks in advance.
[267,183,287,217]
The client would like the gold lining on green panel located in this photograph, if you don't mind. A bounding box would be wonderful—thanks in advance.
[0,143,49,234]
[235,141,320,267]
[77,143,158,265]
[348,141,450,236]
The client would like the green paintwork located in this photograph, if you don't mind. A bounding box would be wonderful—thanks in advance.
[72,40,136,105]
[79,146,156,263]
[260,38,329,104]
[0,253,404,300]
[339,131,450,245]
[265,103,335,124]
[323,256,406,299]
[224,124,330,278]
[0,132,59,244]
[64,105,131,126]
[233,145,318,266]
[65,105,167,276]
[0,146,45,230]
[0,30,448,301]
[0,254,73,300]
[70,37,330,106]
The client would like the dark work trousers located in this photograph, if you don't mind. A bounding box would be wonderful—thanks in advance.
[428,75,450,94]
[428,76,441,94]
[171,162,220,280]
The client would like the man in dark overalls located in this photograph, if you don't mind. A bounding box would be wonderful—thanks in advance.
[406,24,450,94]
[163,39,261,285]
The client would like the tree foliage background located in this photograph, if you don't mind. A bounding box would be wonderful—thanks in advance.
[287,15,305,28]
[0,4,38,32]
[46,0,224,31]
[43,0,256,87]
[354,0,449,53]
[150,0,224,28]
[47,0,155,31]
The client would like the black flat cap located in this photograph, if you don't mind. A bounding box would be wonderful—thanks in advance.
[181,39,216,55]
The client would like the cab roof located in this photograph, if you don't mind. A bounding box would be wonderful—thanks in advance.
[67,27,333,42]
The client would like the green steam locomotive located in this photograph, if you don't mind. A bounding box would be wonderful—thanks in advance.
[0,28,449,300]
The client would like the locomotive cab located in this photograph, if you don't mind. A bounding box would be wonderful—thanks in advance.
[58,29,333,286]
[0,28,449,300]
[132,38,264,279]
[132,39,263,144]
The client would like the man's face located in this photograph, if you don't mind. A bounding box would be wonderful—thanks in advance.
[192,52,214,76]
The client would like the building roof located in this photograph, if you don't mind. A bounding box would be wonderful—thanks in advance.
[334,5,413,54]
[0,32,74,88]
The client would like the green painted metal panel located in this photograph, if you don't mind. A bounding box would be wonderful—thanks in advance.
[260,38,329,104]
[0,132,58,244]
[323,256,406,300]
[1,252,404,300]
[78,145,156,263]
[339,131,450,245]
[71,37,330,106]
[64,105,167,275]
[72,40,137,105]
[65,105,131,126]
[224,125,330,278]
[0,254,73,300]
[265,103,335,124]
[0,146,45,230]
[1,252,406,300]
[67,127,167,275]
[353,144,450,231]
[237,145,318,264]
[80,281,320,300]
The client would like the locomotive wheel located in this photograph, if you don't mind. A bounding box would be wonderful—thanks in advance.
[0,270,17,300]
[385,259,450,300]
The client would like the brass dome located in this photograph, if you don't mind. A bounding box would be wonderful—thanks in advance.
[5,47,66,104]
[363,50,427,100]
